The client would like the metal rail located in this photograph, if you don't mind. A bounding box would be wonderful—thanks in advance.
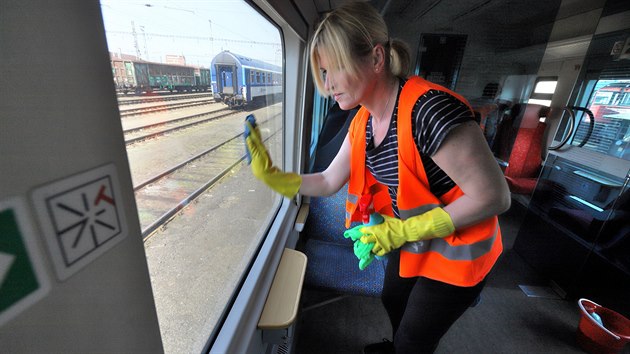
[548,106,595,150]
[124,109,232,144]
[119,99,217,117]
[548,106,575,150]
[135,117,280,240]
[117,92,214,105]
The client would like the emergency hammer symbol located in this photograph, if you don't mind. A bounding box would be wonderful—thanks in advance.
[94,185,115,206]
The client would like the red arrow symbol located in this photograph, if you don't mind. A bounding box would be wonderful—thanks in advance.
[94,185,115,206]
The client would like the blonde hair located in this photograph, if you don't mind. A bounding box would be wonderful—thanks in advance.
[309,1,410,94]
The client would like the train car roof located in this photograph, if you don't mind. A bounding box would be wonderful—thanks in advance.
[211,50,281,73]
[109,53,208,69]
[598,82,630,89]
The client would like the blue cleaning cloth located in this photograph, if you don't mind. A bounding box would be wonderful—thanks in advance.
[244,114,257,164]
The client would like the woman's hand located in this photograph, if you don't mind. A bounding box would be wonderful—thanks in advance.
[358,208,455,256]
[244,116,302,198]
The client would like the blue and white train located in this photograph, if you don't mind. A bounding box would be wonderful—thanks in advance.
[211,50,282,108]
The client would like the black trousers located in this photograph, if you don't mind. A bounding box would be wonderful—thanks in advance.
[382,250,486,354]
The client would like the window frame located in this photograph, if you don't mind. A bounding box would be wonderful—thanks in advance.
[203,0,310,352]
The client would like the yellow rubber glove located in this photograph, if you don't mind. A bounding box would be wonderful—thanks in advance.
[359,207,455,257]
[244,117,301,198]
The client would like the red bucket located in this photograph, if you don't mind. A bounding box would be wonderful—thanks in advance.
[577,298,630,354]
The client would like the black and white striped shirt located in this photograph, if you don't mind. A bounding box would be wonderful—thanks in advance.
[365,79,473,217]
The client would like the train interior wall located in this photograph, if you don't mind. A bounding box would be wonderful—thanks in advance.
[1,0,163,352]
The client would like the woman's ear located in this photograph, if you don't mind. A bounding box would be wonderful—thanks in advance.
[373,44,385,72]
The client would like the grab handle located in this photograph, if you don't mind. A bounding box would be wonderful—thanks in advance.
[567,106,595,148]
[549,106,575,150]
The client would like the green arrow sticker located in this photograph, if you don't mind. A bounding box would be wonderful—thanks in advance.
[0,253,16,290]
[0,197,50,327]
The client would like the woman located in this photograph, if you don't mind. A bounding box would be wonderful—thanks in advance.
[245,2,510,353]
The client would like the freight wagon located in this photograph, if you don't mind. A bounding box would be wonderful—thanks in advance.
[111,58,210,94]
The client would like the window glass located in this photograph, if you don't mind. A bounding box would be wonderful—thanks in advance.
[528,77,557,107]
[534,80,557,94]
[573,79,630,160]
[100,1,283,352]
[528,98,552,106]
[309,90,334,172]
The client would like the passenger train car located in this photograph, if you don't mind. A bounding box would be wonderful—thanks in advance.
[2,0,629,353]
[211,50,283,108]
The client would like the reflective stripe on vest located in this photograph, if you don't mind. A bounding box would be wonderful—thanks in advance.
[403,222,499,261]
[345,192,360,221]
[398,203,440,220]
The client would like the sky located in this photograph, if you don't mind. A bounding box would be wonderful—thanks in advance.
[100,0,283,68]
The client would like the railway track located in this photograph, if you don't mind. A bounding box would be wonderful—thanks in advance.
[123,108,233,144]
[119,99,218,117]
[135,116,280,240]
[117,92,214,105]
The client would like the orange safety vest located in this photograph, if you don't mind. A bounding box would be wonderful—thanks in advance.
[345,76,503,287]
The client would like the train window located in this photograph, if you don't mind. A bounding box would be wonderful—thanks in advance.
[309,90,335,171]
[100,1,283,352]
[534,80,557,94]
[528,76,558,107]
[572,79,630,160]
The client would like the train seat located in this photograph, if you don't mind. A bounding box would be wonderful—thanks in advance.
[473,101,512,148]
[492,104,520,164]
[473,103,497,132]
[301,188,386,297]
[504,122,547,194]
[300,103,386,299]
[310,103,356,172]
[502,104,549,195]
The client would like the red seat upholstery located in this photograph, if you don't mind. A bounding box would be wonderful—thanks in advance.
[503,104,549,195]
[504,122,547,194]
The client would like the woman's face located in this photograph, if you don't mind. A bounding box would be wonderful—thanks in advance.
[317,48,375,110]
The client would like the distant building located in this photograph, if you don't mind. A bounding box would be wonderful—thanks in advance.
[165,55,186,65]
[109,51,140,61]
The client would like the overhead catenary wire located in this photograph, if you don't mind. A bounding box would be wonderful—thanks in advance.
[107,30,280,47]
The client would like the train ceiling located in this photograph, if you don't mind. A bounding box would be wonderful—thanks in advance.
[307,0,567,52]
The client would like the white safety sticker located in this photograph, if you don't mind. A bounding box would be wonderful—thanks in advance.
[31,163,128,281]
[0,197,51,327]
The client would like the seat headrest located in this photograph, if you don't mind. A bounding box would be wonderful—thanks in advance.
[521,104,550,129]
